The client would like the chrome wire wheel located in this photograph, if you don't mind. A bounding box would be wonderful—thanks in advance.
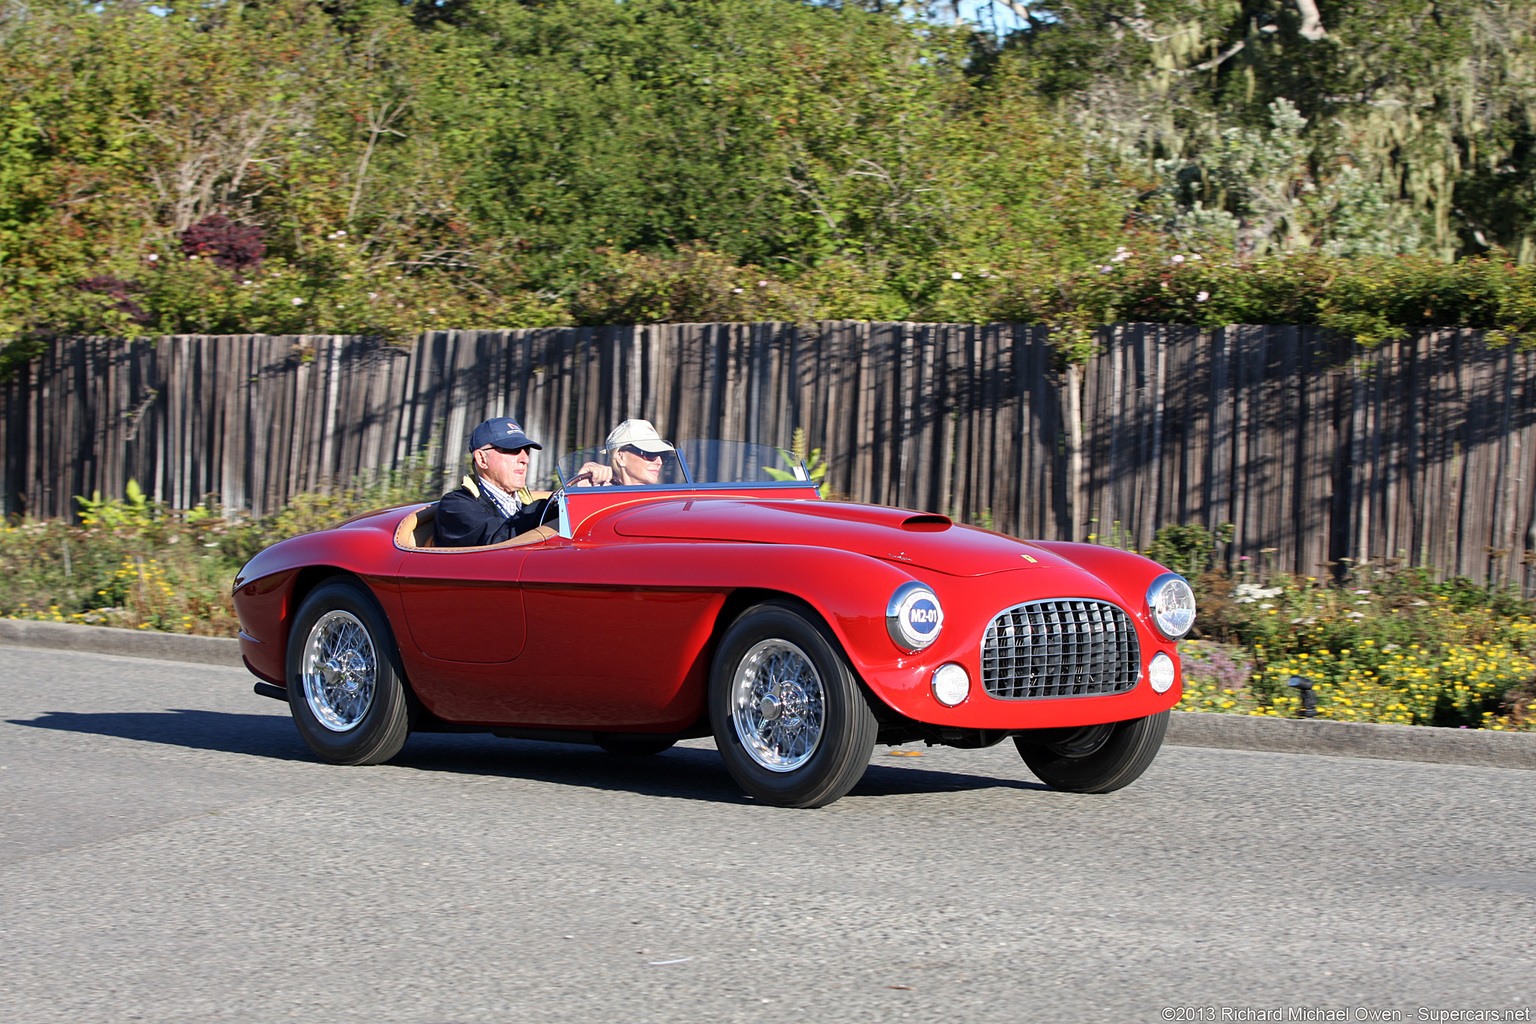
[300,609,377,733]
[731,638,825,772]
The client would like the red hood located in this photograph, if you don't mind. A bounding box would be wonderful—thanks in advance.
[608,499,1083,578]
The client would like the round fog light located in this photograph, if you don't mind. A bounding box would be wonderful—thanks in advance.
[932,663,971,706]
[1148,651,1176,694]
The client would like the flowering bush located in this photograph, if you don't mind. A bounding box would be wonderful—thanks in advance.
[1175,568,1536,730]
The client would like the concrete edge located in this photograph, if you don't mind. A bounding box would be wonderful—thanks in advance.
[0,618,244,669]
[4,619,1534,770]
[1168,710,1536,771]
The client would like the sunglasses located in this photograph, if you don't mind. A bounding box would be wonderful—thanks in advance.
[485,445,531,456]
[621,446,665,461]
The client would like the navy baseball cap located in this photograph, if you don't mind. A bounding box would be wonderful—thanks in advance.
[468,417,541,452]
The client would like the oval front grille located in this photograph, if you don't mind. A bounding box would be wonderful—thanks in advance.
[981,599,1141,700]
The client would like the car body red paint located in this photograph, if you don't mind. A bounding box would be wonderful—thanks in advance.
[233,441,1192,803]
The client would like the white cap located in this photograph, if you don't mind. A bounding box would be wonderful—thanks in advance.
[605,418,675,454]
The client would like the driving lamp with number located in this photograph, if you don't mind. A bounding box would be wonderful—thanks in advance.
[887,582,943,652]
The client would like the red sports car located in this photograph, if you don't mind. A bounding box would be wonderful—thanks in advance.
[233,440,1195,807]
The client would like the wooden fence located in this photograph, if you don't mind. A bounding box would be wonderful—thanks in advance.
[3,323,1535,594]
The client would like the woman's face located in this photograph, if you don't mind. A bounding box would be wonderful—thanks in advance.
[613,446,664,485]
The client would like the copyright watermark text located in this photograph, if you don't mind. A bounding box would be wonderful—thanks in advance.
[1161,1008,1531,1023]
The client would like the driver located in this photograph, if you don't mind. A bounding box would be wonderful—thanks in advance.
[434,417,553,547]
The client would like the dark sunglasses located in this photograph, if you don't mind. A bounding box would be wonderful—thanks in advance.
[622,446,664,461]
[485,445,530,456]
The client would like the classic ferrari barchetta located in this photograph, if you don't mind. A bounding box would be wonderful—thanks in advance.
[233,440,1196,807]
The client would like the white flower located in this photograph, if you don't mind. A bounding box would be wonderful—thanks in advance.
[1190,253,1203,261]
[291,297,304,306]
[1196,291,1210,303]
[1235,583,1283,604]
[731,287,743,293]
[951,271,963,280]
[188,254,199,261]
[1170,254,1186,264]
[367,292,379,300]
[1100,265,1114,274]
[145,253,159,262]
[757,279,768,287]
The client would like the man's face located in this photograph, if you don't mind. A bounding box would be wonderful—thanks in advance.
[614,446,664,485]
[475,445,531,494]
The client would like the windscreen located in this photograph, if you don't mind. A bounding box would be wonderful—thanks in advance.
[676,440,808,485]
[554,445,689,488]
[553,440,808,488]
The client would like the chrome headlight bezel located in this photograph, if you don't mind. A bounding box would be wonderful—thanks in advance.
[1146,573,1197,640]
[887,582,943,652]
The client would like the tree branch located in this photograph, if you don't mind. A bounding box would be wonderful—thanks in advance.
[1172,38,1247,75]
[1293,0,1327,40]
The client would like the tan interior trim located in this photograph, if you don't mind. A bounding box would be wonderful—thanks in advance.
[393,502,558,552]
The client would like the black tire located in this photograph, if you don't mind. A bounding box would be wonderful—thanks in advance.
[708,600,877,808]
[1013,710,1169,793]
[286,578,413,765]
[596,737,677,756]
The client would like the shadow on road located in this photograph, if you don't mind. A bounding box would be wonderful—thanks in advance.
[7,708,313,761]
[9,709,1047,803]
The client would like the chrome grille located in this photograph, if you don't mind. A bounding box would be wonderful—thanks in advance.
[981,599,1140,700]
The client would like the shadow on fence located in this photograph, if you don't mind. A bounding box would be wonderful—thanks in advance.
[4,322,1535,595]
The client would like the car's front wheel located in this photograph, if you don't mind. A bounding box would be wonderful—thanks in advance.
[1013,710,1169,793]
[709,601,877,808]
[286,578,413,765]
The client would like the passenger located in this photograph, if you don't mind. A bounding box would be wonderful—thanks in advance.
[603,418,676,486]
[562,418,676,487]
[434,417,553,547]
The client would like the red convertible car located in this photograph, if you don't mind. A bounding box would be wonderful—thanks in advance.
[233,440,1195,807]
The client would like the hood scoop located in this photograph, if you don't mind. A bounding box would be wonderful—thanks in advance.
[901,514,951,531]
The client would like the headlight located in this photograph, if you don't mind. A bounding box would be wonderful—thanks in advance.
[1147,651,1176,693]
[1146,573,1196,640]
[887,582,943,652]
[931,663,970,706]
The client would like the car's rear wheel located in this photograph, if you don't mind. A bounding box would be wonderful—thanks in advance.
[1013,710,1169,793]
[287,578,412,765]
[709,601,877,808]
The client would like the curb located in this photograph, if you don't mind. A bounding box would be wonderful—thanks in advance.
[1167,710,1536,771]
[3,619,1533,771]
[0,618,243,669]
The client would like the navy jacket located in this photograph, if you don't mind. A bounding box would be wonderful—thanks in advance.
[433,476,551,547]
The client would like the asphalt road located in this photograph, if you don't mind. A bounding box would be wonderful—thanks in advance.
[2,646,1533,1024]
